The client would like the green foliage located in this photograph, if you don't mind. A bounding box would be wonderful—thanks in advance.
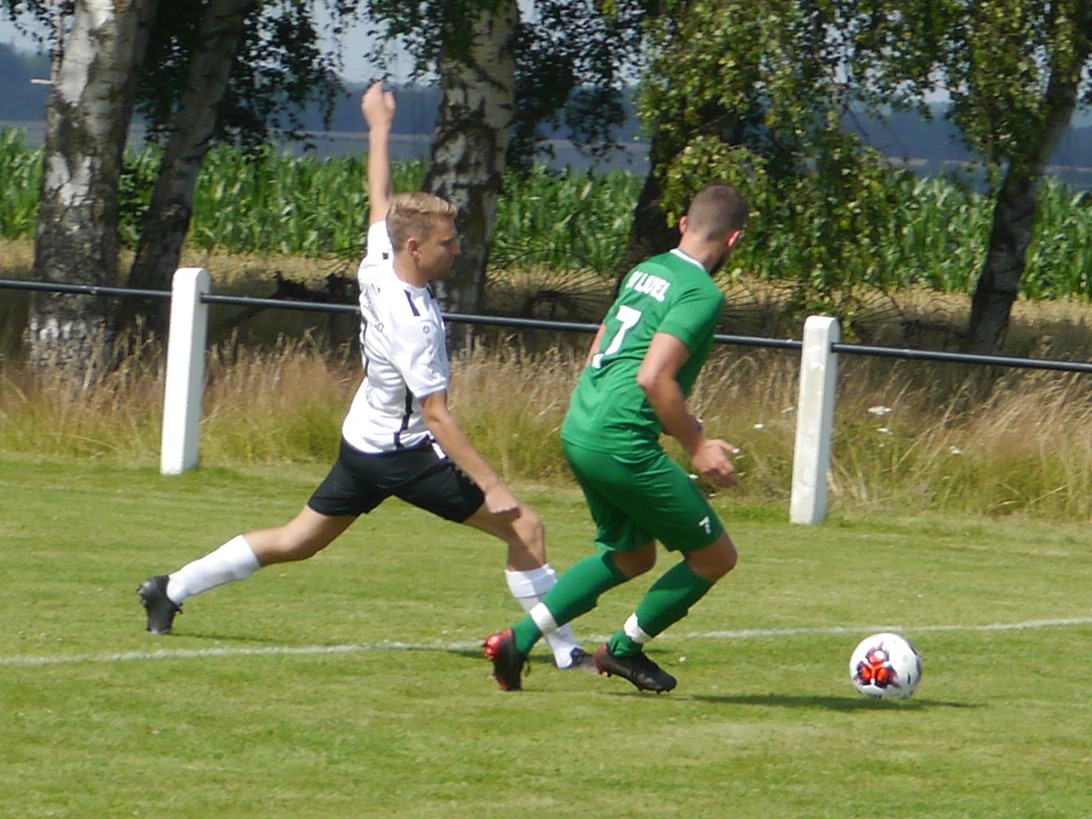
[920,1,1090,173]
[755,1,1092,177]
[1,457,1091,815]
[6,1,346,150]
[637,1,934,315]
[632,0,1092,349]
[0,129,39,239]
[116,144,162,248]
[659,136,764,228]
[490,165,641,272]
[888,177,992,293]
[1023,182,1092,298]
[185,146,422,258]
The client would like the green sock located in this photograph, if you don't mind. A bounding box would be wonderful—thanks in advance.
[511,551,628,656]
[608,560,715,657]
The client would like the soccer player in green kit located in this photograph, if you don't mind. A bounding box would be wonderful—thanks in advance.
[484,184,748,692]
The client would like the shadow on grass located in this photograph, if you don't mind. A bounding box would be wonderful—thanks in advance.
[449,647,978,709]
[685,693,979,711]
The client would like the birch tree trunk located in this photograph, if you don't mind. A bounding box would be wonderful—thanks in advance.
[966,11,1092,354]
[423,0,518,316]
[966,79,1082,354]
[28,0,156,374]
[966,171,1053,355]
[121,0,257,337]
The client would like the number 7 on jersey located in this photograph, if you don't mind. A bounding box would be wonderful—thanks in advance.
[592,305,642,369]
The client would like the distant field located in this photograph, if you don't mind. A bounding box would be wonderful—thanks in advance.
[1,457,1089,817]
[5,118,1092,186]
[0,120,648,170]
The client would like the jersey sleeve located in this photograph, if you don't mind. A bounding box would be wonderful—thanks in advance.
[356,220,394,286]
[657,284,723,351]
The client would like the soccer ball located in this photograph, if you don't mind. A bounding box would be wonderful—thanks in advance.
[849,632,922,700]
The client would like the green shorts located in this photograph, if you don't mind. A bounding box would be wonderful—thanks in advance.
[562,438,724,553]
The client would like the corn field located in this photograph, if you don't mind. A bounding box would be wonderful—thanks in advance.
[1,127,1090,299]
[0,130,39,240]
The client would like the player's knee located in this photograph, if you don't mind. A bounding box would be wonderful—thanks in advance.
[632,548,657,576]
[612,545,656,578]
[718,539,739,577]
[688,536,737,581]
[515,504,541,541]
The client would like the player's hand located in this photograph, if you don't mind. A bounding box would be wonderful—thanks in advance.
[484,484,521,521]
[361,81,395,130]
[690,438,740,488]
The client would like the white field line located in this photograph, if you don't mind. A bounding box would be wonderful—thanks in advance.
[2,615,1090,669]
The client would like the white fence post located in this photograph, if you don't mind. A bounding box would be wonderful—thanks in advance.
[160,268,210,475]
[790,315,840,524]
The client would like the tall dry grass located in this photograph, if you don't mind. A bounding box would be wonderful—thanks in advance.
[824,362,1092,519]
[0,333,165,461]
[198,335,353,464]
[2,332,1089,521]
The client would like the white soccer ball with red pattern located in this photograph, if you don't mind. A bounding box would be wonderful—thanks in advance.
[849,632,922,700]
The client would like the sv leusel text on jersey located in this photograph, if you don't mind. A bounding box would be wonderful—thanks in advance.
[624,271,671,302]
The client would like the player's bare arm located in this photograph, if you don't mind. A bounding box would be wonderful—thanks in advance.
[362,81,395,225]
[419,390,521,519]
[637,332,739,488]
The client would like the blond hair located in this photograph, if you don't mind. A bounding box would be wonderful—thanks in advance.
[386,191,457,250]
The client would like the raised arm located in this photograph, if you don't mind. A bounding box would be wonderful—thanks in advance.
[361,81,395,226]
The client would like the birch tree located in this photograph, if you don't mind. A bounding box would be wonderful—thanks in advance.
[421,0,519,314]
[954,2,1092,353]
[120,0,342,333]
[857,0,1092,353]
[29,0,156,372]
[9,0,345,354]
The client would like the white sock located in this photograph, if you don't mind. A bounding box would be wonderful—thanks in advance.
[505,565,582,668]
[623,612,652,645]
[167,535,260,604]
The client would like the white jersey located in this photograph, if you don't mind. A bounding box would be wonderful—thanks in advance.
[341,221,449,453]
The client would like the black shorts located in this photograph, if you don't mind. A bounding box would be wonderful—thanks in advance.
[307,437,485,522]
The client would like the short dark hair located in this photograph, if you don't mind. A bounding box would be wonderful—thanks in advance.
[686,184,748,239]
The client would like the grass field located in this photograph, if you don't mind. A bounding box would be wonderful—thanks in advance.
[1,456,1089,817]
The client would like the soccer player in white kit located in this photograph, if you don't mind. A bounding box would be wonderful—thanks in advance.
[137,82,590,672]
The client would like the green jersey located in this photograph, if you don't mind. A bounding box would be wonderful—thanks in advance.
[561,248,724,452]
